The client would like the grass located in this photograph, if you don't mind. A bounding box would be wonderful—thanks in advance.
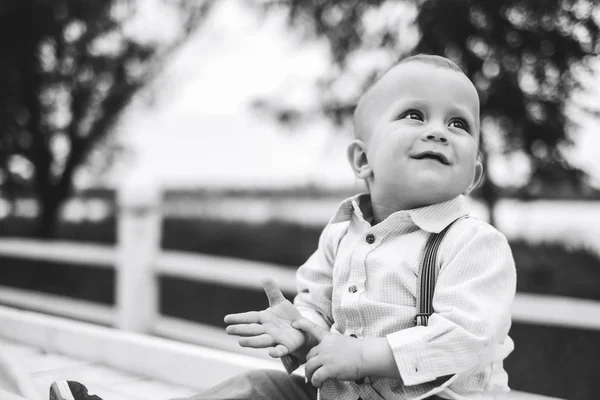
[510,240,600,301]
[506,323,600,400]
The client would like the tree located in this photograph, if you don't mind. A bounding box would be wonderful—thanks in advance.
[258,0,600,224]
[0,0,215,237]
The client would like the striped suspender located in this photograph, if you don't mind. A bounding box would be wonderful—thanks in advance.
[414,216,466,327]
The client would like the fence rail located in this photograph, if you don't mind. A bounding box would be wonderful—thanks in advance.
[1,238,600,342]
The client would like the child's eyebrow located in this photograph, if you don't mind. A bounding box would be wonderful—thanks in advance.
[393,98,428,106]
[448,104,477,121]
[384,98,429,114]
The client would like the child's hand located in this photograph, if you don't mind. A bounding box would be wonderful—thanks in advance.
[293,318,365,388]
[224,278,305,358]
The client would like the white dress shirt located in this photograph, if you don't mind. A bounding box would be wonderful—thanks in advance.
[284,194,516,400]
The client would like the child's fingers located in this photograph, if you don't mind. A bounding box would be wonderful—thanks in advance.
[306,346,317,361]
[311,366,328,388]
[238,334,275,349]
[224,311,261,325]
[292,318,328,341]
[267,344,289,358]
[262,278,287,307]
[225,323,265,337]
[304,355,322,384]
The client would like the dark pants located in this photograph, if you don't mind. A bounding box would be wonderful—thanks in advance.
[173,369,444,400]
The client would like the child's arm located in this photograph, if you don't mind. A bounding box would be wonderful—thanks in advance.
[293,221,340,328]
[224,278,306,358]
[385,224,516,387]
[287,221,347,360]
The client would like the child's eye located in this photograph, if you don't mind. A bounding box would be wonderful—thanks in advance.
[399,110,424,121]
[449,118,470,132]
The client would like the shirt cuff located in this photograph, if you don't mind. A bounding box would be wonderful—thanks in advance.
[386,327,436,386]
[297,307,331,328]
[280,354,301,374]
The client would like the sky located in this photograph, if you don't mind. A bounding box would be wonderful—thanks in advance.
[108,0,356,190]
[105,0,600,191]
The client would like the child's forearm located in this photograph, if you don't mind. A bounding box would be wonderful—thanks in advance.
[361,338,400,379]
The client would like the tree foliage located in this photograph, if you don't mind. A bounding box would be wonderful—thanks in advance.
[259,0,600,209]
[0,0,214,237]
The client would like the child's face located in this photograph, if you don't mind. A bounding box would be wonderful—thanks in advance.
[350,61,482,210]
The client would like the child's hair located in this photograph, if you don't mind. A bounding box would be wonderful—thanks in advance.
[396,54,466,75]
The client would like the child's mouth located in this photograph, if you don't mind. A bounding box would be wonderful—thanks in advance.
[412,151,450,165]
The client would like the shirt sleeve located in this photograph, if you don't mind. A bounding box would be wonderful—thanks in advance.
[280,220,346,373]
[386,222,517,386]
[294,221,346,328]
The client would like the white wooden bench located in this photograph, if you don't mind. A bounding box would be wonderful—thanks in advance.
[0,305,563,400]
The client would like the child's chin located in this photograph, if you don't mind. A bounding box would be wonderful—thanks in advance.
[413,187,462,204]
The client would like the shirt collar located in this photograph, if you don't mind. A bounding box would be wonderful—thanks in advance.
[330,193,369,223]
[330,193,469,233]
[406,195,470,233]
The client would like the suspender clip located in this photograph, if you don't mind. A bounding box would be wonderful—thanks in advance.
[414,313,431,326]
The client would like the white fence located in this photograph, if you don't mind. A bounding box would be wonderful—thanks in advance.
[1,182,600,357]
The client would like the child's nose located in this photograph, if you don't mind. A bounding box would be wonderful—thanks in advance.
[422,129,448,144]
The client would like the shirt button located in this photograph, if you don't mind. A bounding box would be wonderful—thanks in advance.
[366,234,375,244]
[348,284,358,293]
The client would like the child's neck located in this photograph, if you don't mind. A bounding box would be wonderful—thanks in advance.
[370,201,397,225]
[369,194,436,225]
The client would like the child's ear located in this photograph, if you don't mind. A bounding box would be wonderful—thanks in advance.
[464,160,484,195]
[347,139,372,179]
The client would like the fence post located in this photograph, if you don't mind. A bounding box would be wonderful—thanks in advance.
[116,172,162,333]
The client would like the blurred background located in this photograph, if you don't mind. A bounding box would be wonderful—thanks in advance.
[0,0,599,399]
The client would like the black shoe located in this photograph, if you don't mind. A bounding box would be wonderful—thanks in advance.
[49,381,103,400]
